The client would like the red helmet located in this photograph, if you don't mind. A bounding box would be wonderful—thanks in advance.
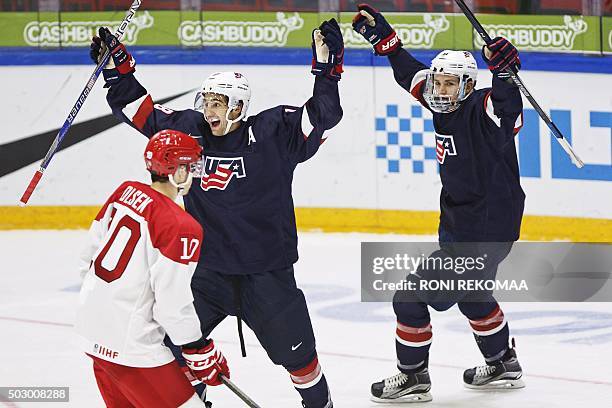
[144,130,202,176]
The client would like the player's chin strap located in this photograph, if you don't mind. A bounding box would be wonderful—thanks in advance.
[223,106,246,135]
[169,173,193,196]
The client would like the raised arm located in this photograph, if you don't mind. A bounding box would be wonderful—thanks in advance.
[90,28,203,138]
[277,18,344,163]
[388,50,429,106]
[352,4,429,106]
[481,37,524,139]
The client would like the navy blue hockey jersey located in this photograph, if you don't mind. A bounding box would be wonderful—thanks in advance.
[106,74,342,274]
[389,49,525,241]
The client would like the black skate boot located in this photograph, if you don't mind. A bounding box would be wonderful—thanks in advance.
[371,368,432,403]
[301,399,333,408]
[463,341,525,390]
[301,390,333,408]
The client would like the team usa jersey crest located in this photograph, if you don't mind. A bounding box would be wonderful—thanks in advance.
[200,156,246,191]
[435,133,456,164]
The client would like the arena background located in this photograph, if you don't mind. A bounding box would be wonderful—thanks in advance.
[1,0,611,241]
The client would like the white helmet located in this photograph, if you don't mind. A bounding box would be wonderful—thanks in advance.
[194,71,251,135]
[423,50,478,113]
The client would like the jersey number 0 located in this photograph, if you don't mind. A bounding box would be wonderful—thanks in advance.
[94,215,141,283]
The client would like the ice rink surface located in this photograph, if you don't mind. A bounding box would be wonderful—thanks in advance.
[1,230,611,407]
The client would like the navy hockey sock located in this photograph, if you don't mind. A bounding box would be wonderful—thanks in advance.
[467,305,510,362]
[289,356,331,408]
[395,320,432,373]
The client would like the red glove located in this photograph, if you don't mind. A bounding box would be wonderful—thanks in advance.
[182,339,229,386]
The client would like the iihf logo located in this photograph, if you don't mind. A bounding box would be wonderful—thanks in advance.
[435,133,456,164]
[93,343,119,359]
[201,156,246,191]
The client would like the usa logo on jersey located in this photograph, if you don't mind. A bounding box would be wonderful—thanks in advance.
[435,134,456,164]
[201,156,246,191]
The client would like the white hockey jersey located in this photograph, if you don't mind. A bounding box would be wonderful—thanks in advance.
[76,181,203,367]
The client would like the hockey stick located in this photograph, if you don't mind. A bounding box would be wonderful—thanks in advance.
[18,0,142,206]
[453,0,584,168]
[220,375,262,408]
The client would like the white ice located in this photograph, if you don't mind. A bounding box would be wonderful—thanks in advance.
[1,231,611,407]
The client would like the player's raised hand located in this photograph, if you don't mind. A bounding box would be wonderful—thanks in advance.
[90,27,135,85]
[182,339,230,386]
[352,3,402,56]
[311,18,344,81]
[482,37,521,80]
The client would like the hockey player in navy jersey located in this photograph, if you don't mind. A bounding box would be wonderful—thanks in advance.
[90,18,343,408]
[353,4,525,403]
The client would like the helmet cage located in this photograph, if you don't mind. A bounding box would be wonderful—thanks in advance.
[169,165,194,196]
[150,150,200,196]
[424,50,478,114]
[423,72,472,113]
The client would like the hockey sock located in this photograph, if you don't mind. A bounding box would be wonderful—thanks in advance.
[468,305,510,363]
[289,356,331,408]
[395,320,432,373]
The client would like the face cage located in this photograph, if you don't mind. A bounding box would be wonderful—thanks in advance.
[191,159,204,178]
[168,163,200,196]
[154,161,201,178]
[422,72,470,114]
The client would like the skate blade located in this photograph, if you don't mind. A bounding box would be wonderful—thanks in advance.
[370,392,432,403]
[464,378,525,390]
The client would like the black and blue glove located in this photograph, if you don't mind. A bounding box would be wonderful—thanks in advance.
[352,3,402,56]
[311,18,344,81]
[90,27,135,86]
[482,37,521,80]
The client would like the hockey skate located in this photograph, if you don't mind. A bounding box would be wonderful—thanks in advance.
[301,399,333,408]
[370,369,432,403]
[463,346,525,390]
[301,389,333,408]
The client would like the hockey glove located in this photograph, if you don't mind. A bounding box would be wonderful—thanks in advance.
[90,27,135,86]
[182,339,229,386]
[352,3,402,56]
[482,37,521,80]
[311,18,344,81]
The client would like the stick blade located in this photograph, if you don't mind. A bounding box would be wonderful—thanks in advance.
[557,137,585,168]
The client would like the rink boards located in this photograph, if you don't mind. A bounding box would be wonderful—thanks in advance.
[0,52,610,240]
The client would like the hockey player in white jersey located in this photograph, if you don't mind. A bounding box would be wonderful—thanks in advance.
[76,129,229,407]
